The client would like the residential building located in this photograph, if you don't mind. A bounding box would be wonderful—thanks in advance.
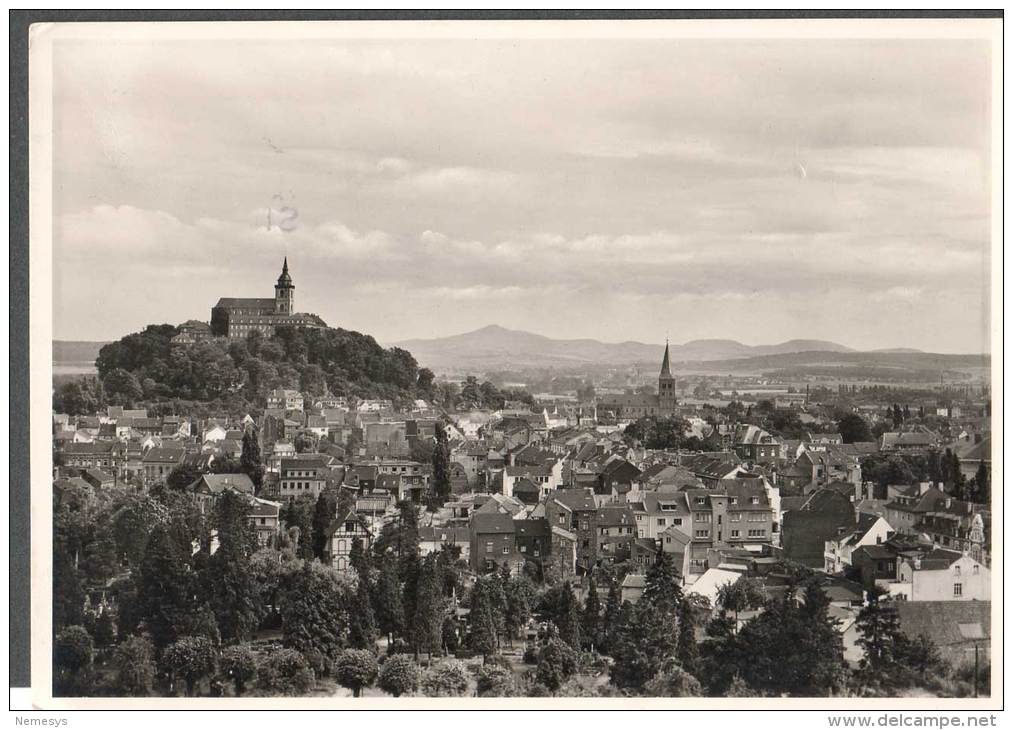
[279,457,329,500]
[141,446,185,485]
[470,512,518,574]
[325,511,372,571]
[892,550,990,602]
[823,513,894,574]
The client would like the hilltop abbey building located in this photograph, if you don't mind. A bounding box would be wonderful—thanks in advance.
[210,258,326,339]
[597,341,679,419]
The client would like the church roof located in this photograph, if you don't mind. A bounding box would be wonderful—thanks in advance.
[277,257,293,287]
[660,340,673,378]
[213,297,276,310]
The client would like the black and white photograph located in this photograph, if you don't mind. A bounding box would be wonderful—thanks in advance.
[23,15,1002,711]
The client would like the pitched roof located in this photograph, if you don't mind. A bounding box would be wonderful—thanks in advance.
[549,489,597,512]
[192,473,255,495]
[214,297,277,310]
[142,447,185,463]
[896,601,990,648]
[471,512,516,534]
[956,436,991,463]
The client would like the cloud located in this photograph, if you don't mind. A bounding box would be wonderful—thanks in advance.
[48,33,993,352]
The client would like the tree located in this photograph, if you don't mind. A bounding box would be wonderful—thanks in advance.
[349,537,370,576]
[103,367,144,406]
[411,554,445,659]
[377,654,421,697]
[220,645,258,696]
[281,496,316,561]
[642,550,682,612]
[716,577,765,631]
[476,663,517,697]
[166,463,203,492]
[111,636,156,696]
[311,492,336,561]
[240,426,265,492]
[161,636,217,697]
[53,377,105,416]
[855,584,906,690]
[54,625,94,695]
[203,492,261,643]
[348,574,378,650]
[730,584,845,696]
[419,660,470,697]
[468,575,506,659]
[429,423,452,509]
[838,413,873,444]
[503,576,536,646]
[676,596,700,674]
[610,553,685,691]
[550,582,582,649]
[280,563,351,675]
[373,553,405,643]
[137,524,193,648]
[644,658,703,697]
[581,578,602,651]
[256,648,315,696]
[599,579,623,655]
[971,461,990,504]
[334,649,378,698]
[535,630,579,693]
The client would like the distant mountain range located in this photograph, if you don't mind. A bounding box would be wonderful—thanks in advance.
[391,324,869,370]
[53,340,108,364]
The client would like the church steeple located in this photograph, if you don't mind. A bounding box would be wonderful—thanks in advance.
[275,257,295,314]
[277,256,293,287]
[658,338,676,411]
[660,339,673,378]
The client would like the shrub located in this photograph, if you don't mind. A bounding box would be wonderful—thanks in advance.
[420,660,470,697]
[534,636,578,693]
[54,626,95,695]
[111,636,156,697]
[334,649,379,698]
[476,664,516,697]
[377,654,421,697]
[643,660,703,697]
[256,648,315,696]
[161,636,217,697]
[220,645,258,696]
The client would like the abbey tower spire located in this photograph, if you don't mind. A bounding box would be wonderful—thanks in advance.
[274,256,295,314]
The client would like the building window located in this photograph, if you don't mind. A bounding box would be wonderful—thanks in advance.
[656,518,666,526]
[502,547,509,555]
[694,530,709,538]
[731,530,740,538]
[954,565,961,576]
[486,542,494,554]
[973,564,980,575]
[953,583,963,597]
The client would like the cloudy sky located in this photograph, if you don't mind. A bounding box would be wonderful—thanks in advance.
[51,27,994,352]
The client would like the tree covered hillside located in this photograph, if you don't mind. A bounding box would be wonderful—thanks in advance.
[68,324,430,412]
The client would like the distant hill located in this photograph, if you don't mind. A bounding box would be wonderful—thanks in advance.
[676,350,989,378]
[391,325,856,370]
[53,340,109,364]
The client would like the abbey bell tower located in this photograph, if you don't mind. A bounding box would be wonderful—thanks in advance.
[274,257,295,314]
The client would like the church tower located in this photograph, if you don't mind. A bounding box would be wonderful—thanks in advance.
[658,339,677,412]
[275,257,295,314]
